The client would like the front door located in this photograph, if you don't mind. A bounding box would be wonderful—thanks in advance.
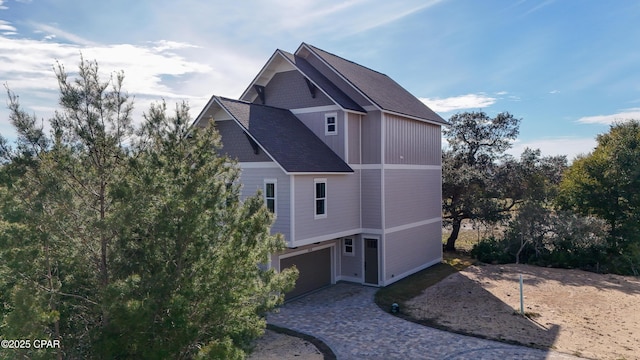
[364,238,378,285]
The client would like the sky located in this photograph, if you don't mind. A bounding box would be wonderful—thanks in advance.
[1,0,639,161]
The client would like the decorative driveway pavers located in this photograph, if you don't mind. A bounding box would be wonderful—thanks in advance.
[268,283,583,360]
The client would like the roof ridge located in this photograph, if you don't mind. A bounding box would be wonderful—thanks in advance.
[302,42,390,78]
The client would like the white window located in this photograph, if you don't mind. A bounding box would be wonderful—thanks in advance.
[264,179,276,214]
[325,113,337,135]
[314,178,327,218]
[343,238,354,256]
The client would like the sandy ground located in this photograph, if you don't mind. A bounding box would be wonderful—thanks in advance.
[248,329,323,360]
[405,263,640,360]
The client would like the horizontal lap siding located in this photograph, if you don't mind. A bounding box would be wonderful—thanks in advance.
[384,169,442,228]
[384,221,442,283]
[385,114,441,165]
[261,70,334,109]
[239,167,290,240]
[340,237,362,280]
[296,112,345,161]
[293,173,360,242]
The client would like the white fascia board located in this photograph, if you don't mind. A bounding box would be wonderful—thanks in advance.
[190,95,218,128]
[238,162,280,169]
[382,109,448,127]
[290,105,341,114]
[351,164,442,170]
[285,171,354,176]
[239,49,284,102]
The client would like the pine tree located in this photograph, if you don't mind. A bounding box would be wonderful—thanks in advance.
[1,58,296,359]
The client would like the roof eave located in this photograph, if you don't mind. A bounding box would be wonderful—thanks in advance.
[382,109,449,126]
[285,170,354,175]
[239,49,287,103]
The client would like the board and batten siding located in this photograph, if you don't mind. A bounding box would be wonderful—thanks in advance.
[259,70,334,109]
[361,169,382,229]
[239,166,290,240]
[384,114,442,165]
[384,221,442,284]
[361,111,382,164]
[384,168,442,228]
[295,111,346,161]
[215,120,272,162]
[347,113,361,164]
[292,173,360,245]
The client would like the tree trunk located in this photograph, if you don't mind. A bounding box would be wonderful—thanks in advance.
[444,219,462,251]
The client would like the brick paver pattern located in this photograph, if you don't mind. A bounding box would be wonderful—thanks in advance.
[268,283,584,360]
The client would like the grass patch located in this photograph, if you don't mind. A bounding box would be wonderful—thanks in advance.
[374,251,475,313]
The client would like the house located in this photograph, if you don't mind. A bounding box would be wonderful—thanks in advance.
[193,43,446,299]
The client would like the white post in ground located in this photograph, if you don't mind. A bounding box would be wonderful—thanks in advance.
[519,274,524,315]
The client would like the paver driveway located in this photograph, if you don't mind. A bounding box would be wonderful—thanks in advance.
[268,283,583,360]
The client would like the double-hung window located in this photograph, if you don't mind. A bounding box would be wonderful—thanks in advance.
[325,113,337,135]
[264,179,276,214]
[343,238,354,256]
[314,179,326,218]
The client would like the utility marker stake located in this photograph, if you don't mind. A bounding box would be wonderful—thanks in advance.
[519,274,524,315]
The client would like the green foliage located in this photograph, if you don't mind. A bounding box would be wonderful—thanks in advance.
[558,120,640,242]
[472,208,611,272]
[442,110,568,253]
[556,120,640,274]
[0,58,296,359]
[442,111,521,251]
[470,236,512,264]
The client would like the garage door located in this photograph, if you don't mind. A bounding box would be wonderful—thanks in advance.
[280,247,331,300]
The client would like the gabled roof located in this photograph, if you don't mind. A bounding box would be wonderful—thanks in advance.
[240,49,365,114]
[206,96,353,174]
[298,43,447,125]
[279,51,366,113]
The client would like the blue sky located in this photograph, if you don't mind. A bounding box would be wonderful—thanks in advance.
[2,0,639,160]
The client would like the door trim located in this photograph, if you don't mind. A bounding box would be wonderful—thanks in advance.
[363,236,379,286]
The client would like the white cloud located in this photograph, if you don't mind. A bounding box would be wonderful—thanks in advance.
[0,30,229,143]
[0,0,7,10]
[549,89,560,94]
[420,93,497,112]
[30,22,96,46]
[508,137,597,161]
[0,20,15,32]
[246,0,442,38]
[576,108,640,125]
[151,40,200,53]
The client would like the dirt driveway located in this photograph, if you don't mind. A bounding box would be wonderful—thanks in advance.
[405,263,640,360]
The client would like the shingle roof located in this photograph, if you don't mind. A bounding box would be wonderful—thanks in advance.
[279,50,366,113]
[301,43,447,125]
[215,97,353,173]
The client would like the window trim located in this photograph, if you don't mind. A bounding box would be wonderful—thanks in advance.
[264,179,277,214]
[343,237,354,257]
[325,113,338,136]
[314,178,327,219]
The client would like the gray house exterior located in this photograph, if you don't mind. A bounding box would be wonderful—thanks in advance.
[194,43,446,299]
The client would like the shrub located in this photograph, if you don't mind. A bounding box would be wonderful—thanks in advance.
[471,237,513,264]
